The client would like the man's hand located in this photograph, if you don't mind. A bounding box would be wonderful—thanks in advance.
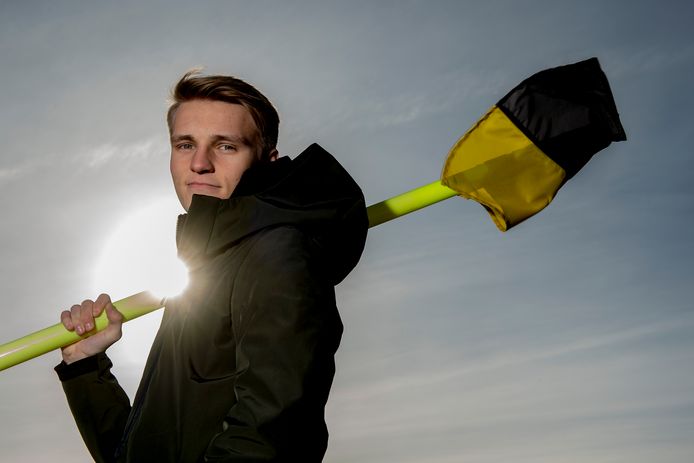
[59,293,124,365]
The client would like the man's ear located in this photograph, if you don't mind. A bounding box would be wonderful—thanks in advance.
[268,148,279,162]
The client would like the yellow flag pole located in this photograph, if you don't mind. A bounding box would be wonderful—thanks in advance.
[0,292,164,371]
[367,180,457,228]
[0,182,457,372]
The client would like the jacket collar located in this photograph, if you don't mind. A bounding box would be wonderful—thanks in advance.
[174,143,368,283]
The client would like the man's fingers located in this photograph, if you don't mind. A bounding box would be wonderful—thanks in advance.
[69,304,85,334]
[61,294,123,339]
[93,293,112,316]
[80,299,96,333]
[94,293,124,325]
[60,310,74,331]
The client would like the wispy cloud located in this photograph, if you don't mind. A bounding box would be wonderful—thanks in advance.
[0,158,53,186]
[327,315,694,462]
[371,69,507,129]
[333,316,692,407]
[295,66,506,137]
[607,42,694,79]
[73,137,168,170]
[1,137,168,185]
[0,167,23,182]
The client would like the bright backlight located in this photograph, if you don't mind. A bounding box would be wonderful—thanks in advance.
[91,196,189,381]
[93,197,189,301]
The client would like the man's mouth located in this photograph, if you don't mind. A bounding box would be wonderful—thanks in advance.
[188,182,221,189]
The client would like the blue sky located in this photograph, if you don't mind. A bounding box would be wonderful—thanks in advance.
[1,1,693,461]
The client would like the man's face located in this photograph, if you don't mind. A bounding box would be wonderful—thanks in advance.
[170,99,271,211]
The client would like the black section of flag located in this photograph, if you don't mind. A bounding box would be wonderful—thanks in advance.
[497,57,626,180]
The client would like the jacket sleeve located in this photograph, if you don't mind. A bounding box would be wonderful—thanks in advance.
[55,352,131,463]
[204,227,343,462]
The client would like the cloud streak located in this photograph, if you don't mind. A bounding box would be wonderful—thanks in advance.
[72,137,168,170]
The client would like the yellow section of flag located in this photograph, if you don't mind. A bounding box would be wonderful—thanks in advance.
[441,106,566,231]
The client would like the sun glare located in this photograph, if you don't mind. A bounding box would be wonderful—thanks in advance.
[91,197,189,371]
[93,197,189,301]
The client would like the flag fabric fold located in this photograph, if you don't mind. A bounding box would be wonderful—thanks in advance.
[442,57,626,231]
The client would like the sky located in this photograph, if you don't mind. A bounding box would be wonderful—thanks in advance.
[1,0,693,461]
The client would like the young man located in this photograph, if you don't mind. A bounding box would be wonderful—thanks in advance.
[55,71,368,462]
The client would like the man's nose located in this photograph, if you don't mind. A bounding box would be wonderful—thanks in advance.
[190,146,214,173]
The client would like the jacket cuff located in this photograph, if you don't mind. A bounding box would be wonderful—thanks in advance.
[54,352,112,382]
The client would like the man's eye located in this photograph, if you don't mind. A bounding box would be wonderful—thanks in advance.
[219,144,237,152]
[177,143,194,150]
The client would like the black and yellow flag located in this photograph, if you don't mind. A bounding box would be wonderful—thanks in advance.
[442,57,626,231]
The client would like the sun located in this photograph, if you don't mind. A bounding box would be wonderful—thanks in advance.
[92,196,189,371]
[93,196,189,300]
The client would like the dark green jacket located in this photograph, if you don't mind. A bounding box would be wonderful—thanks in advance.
[55,144,368,462]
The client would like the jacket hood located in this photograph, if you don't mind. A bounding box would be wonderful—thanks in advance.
[176,143,368,284]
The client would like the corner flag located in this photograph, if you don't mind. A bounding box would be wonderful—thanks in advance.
[442,57,626,231]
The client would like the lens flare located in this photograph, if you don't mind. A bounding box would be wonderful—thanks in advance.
[93,197,189,301]
[92,197,188,372]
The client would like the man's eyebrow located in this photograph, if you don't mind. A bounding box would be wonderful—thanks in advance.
[209,134,252,146]
[170,134,252,145]
[170,134,193,143]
